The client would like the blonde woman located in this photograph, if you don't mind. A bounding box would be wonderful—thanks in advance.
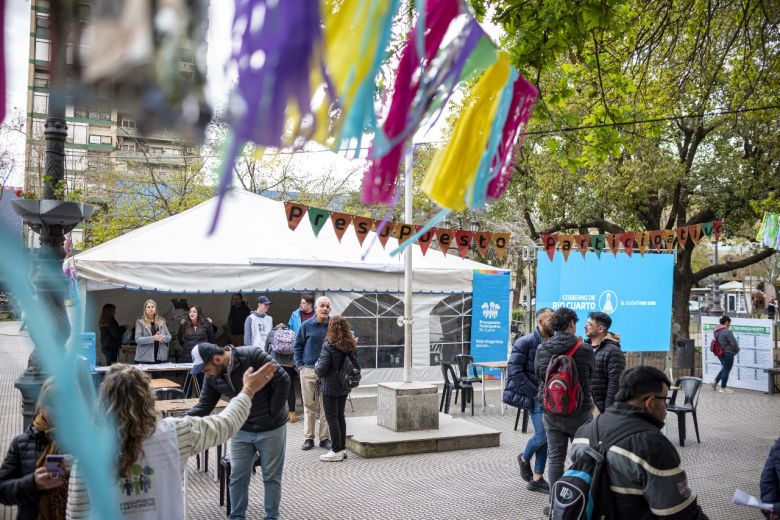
[65,363,276,519]
[134,299,171,364]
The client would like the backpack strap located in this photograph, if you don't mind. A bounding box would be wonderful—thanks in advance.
[565,339,584,357]
[589,414,655,453]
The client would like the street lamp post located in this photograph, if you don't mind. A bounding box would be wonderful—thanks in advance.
[11,4,93,429]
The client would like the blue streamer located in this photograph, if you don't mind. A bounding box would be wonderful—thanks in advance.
[389,208,450,256]
[0,229,119,519]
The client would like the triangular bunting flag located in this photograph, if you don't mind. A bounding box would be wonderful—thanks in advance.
[492,233,510,262]
[475,231,493,258]
[307,207,330,237]
[635,232,650,255]
[415,225,435,256]
[574,235,590,257]
[713,220,722,241]
[606,233,620,256]
[649,230,664,250]
[619,233,635,257]
[590,234,605,258]
[558,234,574,261]
[352,216,373,246]
[455,230,475,259]
[436,228,454,256]
[675,227,689,249]
[330,212,353,242]
[396,223,415,244]
[701,221,714,237]
[541,234,558,261]
[688,224,703,245]
[662,230,676,251]
[284,202,307,231]
[375,221,395,249]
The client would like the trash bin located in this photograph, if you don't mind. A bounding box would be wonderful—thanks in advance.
[675,338,695,374]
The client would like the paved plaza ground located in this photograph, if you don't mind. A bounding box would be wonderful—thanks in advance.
[0,320,777,519]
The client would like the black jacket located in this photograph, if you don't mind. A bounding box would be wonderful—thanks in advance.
[571,403,709,520]
[178,319,215,359]
[186,346,290,432]
[227,303,251,335]
[761,437,780,516]
[0,426,48,520]
[534,332,595,418]
[314,340,355,397]
[99,319,125,352]
[503,328,543,410]
[588,333,626,413]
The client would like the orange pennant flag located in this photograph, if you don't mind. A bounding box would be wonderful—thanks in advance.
[492,233,510,261]
[375,221,396,249]
[352,216,373,246]
[415,225,434,256]
[606,233,621,256]
[558,234,575,261]
[688,224,703,245]
[475,231,493,258]
[619,233,635,257]
[455,230,475,259]
[395,222,415,244]
[713,220,723,241]
[330,212,353,242]
[649,230,664,251]
[436,228,454,256]
[662,230,676,251]
[675,227,689,249]
[574,235,590,257]
[541,234,558,261]
[636,232,650,255]
[284,202,307,231]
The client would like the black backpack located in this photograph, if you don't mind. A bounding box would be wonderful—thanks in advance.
[339,351,362,389]
[549,415,651,520]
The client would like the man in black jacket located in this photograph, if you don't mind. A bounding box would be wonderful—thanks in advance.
[570,366,709,519]
[186,343,290,520]
[503,307,553,493]
[534,307,595,493]
[585,311,625,414]
[226,293,251,346]
[761,436,780,519]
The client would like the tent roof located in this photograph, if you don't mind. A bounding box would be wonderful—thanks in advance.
[74,190,504,293]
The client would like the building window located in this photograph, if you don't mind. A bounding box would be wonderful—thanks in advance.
[121,143,136,152]
[31,119,46,139]
[32,93,48,114]
[36,14,49,29]
[429,294,472,366]
[68,124,87,145]
[34,39,50,62]
[342,294,405,369]
[33,72,50,88]
[88,109,111,121]
[119,117,136,128]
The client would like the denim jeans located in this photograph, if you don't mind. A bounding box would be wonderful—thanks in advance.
[229,425,287,520]
[522,400,548,475]
[715,352,735,388]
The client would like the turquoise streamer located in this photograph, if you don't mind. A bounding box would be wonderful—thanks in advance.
[0,229,119,519]
[467,69,517,209]
[389,208,450,256]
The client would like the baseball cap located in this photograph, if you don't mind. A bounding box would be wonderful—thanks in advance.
[257,296,272,305]
[191,343,220,374]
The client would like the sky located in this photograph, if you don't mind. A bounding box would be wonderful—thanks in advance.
[3,3,502,190]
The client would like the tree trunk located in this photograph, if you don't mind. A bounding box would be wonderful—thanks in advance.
[672,247,695,340]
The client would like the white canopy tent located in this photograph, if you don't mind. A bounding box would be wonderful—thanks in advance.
[74,190,509,384]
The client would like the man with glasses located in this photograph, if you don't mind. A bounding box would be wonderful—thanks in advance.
[584,311,625,414]
[570,366,709,519]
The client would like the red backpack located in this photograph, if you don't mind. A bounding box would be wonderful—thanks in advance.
[543,340,584,415]
[710,329,726,358]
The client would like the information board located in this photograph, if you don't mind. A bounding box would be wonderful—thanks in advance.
[701,316,774,392]
[536,251,674,352]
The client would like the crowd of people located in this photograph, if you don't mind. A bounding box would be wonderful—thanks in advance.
[1,298,778,519]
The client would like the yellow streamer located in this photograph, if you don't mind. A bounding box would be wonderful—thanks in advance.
[421,53,512,211]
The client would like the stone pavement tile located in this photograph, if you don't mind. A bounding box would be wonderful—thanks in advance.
[1,326,777,519]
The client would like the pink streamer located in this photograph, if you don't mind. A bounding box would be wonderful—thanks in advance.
[0,0,5,123]
[361,0,460,205]
[486,76,537,199]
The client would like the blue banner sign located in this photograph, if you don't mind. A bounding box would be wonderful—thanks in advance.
[536,251,673,352]
[470,271,511,371]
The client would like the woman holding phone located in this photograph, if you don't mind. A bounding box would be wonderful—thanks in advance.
[134,299,171,364]
[0,379,68,520]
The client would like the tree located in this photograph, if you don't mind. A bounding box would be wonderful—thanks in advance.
[481,0,779,338]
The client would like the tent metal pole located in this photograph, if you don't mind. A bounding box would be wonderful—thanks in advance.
[403,145,414,384]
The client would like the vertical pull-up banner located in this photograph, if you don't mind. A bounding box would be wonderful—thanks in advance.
[471,270,511,377]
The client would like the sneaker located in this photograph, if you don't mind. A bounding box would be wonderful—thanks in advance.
[289,411,298,423]
[527,478,550,494]
[517,454,532,482]
[319,450,345,462]
[319,439,332,450]
[301,439,314,451]
[710,381,717,391]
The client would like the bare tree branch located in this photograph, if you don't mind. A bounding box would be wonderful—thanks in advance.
[693,247,776,283]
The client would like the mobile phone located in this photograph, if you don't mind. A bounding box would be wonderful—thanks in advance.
[45,454,65,478]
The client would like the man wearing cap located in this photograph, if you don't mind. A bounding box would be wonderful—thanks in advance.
[244,296,273,348]
[186,343,290,520]
[293,296,331,451]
